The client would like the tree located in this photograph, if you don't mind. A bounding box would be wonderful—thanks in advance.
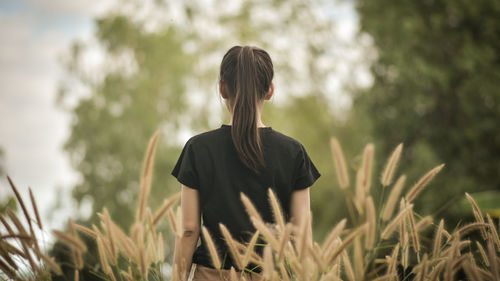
[58,0,364,242]
[58,14,193,228]
[352,0,500,218]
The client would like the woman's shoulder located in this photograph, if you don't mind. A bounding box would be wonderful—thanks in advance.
[184,126,229,146]
[263,129,309,158]
[267,129,303,147]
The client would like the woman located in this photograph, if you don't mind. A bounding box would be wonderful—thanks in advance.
[171,45,320,281]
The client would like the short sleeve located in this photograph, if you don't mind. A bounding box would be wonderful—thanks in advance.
[171,138,200,190]
[292,144,321,190]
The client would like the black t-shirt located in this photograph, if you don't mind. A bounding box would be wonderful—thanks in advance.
[171,124,320,270]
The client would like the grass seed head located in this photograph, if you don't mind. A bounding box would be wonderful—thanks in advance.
[415,216,433,232]
[326,224,366,266]
[202,226,222,269]
[361,143,375,193]
[240,192,263,223]
[250,217,279,249]
[342,250,356,281]
[486,213,500,252]
[219,223,243,269]
[465,193,488,240]
[406,164,445,202]
[322,218,346,252]
[263,245,274,280]
[365,196,376,249]
[268,188,285,230]
[330,137,350,189]
[381,200,413,240]
[476,241,489,267]
[28,188,43,230]
[136,131,159,223]
[381,143,403,186]
[382,174,406,221]
[96,235,110,273]
[355,169,367,214]
[52,229,87,252]
[152,192,181,226]
[6,176,34,234]
[242,230,260,268]
[407,207,420,253]
[433,219,445,258]
[353,236,364,280]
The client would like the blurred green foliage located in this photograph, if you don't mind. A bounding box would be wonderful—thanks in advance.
[0,148,16,214]
[0,197,16,214]
[57,0,349,248]
[58,14,191,229]
[352,0,500,222]
[57,2,500,271]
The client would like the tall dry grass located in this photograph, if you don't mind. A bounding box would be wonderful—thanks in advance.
[0,176,62,280]
[1,133,499,280]
[185,139,500,281]
[66,131,181,280]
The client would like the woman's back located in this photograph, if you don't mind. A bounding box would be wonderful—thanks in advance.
[172,45,320,280]
[172,124,320,270]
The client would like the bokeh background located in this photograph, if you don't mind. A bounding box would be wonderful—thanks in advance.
[1,0,499,277]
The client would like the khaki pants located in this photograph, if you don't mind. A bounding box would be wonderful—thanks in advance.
[191,264,263,281]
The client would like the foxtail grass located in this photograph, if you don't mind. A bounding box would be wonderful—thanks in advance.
[382,174,406,221]
[219,223,243,269]
[2,134,500,281]
[361,143,375,194]
[466,192,488,239]
[329,137,349,189]
[268,189,285,231]
[380,143,403,186]
[201,226,222,270]
[137,130,160,223]
[405,164,445,202]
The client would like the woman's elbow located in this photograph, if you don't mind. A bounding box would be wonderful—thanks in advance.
[181,225,200,238]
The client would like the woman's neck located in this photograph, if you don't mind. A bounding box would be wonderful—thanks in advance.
[228,117,267,128]
[227,101,267,127]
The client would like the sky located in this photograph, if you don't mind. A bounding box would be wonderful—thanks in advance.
[0,0,362,232]
[0,0,115,229]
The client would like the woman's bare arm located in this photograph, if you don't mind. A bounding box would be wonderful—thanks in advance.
[290,187,312,247]
[173,185,201,280]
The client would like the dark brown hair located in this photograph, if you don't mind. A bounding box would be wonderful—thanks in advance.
[219,45,274,172]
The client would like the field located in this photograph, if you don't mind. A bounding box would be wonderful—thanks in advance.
[1,132,499,281]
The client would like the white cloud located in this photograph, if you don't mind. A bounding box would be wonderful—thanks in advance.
[29,0,116,17]
[0,0,111,230]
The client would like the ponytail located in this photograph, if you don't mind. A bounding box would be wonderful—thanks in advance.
[232,46,264,172]
[219,46,274,173]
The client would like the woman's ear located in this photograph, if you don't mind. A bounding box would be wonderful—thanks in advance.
[219,80,229,99]
[264,83,274,100]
